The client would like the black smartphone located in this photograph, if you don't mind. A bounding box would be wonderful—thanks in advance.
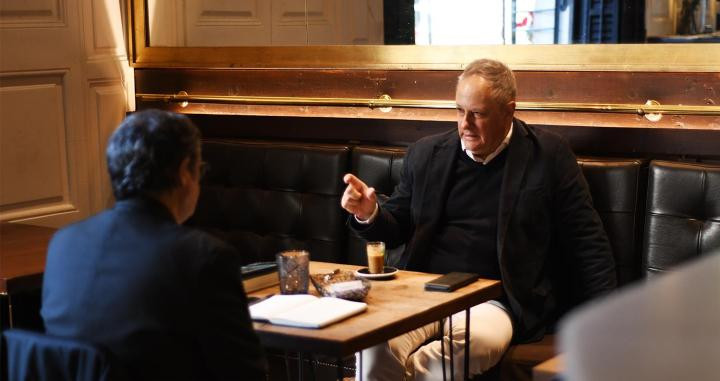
[424,272,479,292]
[240,262,278,277]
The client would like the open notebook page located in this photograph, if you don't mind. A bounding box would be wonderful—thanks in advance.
[249,294,367,329]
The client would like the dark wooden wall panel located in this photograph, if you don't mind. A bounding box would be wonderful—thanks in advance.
[135,69,720,106]
[135,69,458,99]
[135,68,720,130]
[517,71,719,105]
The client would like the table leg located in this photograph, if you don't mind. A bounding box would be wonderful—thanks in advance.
[440,318,447,381]
[298,352,304,381]
[464,308,470,381]
[449,314,455,381]
[358,350,363,381]
[0,295,7,330]
[284,351,292,380]
[336,357,344,380]
[8,294,14,328]
[309,356,316,380]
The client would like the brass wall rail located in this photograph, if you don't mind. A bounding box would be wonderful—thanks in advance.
[136,93,720,117]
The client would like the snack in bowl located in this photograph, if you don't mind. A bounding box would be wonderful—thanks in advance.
[310,269,371,301]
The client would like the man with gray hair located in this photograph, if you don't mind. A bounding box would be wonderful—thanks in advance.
[342,59,616,379]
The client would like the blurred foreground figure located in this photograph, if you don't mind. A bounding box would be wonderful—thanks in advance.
[42,109,266,380]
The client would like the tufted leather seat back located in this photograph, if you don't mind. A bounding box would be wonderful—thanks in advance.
[189,140,350,264]
[577,158,646,286]
[643,160,720,277]
[346,146,407,265]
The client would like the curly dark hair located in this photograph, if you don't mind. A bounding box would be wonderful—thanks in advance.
[106,109,200,200]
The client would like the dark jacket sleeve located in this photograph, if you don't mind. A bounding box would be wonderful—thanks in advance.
[196,242,267,380]
[552,140,617,300]
[349,143,417,249]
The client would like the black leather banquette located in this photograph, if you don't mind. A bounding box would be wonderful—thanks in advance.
[193,140,651,287]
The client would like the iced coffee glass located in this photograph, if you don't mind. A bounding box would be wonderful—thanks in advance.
[366,242,385,274]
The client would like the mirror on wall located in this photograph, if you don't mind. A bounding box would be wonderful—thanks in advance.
[131,0,720,70]
[147,0,719,47]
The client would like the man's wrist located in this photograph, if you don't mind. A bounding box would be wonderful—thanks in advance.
[354,203,379,224]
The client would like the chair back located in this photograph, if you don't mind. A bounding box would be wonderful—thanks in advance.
[577,157,646,286]
[643,160,720,278]
[2,329,126,381]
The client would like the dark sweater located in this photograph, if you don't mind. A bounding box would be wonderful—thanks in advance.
[428,147,507,279]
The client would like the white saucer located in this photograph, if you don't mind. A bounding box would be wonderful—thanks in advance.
[354,266,398,280]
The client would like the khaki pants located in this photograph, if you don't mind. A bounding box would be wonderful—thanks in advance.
[357,302,513,381]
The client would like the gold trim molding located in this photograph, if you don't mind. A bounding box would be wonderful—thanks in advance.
[136,93,720,117]
[129,0,720,72]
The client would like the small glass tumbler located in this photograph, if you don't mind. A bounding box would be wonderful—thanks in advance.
[276,250,310,294]
[366,241,386,274]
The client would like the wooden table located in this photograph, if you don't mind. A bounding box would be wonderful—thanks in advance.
[533,354,563,381]
[249,261,502,378]
[1,223,56,329]
[0,223,56,295]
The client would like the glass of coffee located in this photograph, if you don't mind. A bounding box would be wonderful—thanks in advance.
[366,241,385,274]
[276,250,310,294]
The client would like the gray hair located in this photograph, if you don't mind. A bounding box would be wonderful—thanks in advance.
[458,59,517,105]
[106,109,200,200]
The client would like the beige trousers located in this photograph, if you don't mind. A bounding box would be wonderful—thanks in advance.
[357,302,513,381]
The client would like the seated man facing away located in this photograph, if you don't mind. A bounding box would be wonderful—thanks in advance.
[41,109,266,380]
[342,59,617,380]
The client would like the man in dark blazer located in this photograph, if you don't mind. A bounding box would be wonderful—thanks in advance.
[41,110,266,380]
[342,59,616,380]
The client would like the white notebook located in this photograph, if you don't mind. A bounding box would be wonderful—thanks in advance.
[249,294,367,329]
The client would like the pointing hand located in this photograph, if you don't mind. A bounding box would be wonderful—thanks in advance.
[340,174,377,221]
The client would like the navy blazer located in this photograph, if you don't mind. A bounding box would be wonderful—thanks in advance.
[42,197,266,380]
[353,119,617,343]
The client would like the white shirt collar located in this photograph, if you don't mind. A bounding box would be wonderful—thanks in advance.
[460,122,513,165]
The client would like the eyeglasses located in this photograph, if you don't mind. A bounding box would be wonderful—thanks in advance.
[199,161,210,180]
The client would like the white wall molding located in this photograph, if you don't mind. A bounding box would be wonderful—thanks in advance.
[0,70,75,221]
[0,0,66,28]
[0,0,130,226]
[85,80,126,211]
